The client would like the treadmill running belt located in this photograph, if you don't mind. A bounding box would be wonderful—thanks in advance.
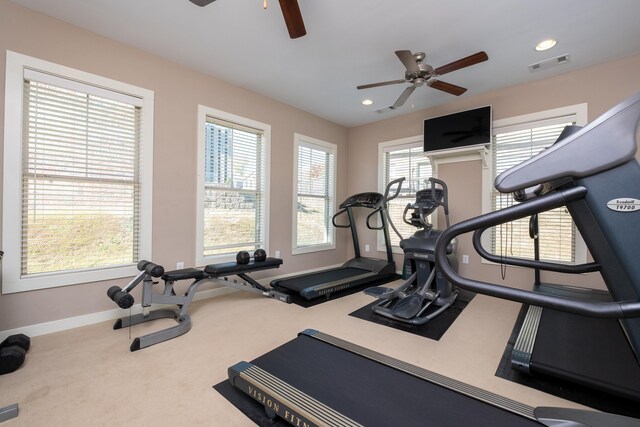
[531,308,640,401]
[245,334,538,427]
[273,267,369,292]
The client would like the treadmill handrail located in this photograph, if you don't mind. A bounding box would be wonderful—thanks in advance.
[366,207,384,230]
[434,186,640,319]
[472,227,601,274]
[332,208,352,228]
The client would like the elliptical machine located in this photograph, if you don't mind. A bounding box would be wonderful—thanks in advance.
[364,177,459,325]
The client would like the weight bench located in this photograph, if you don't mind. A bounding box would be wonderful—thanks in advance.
[108,257,289,351]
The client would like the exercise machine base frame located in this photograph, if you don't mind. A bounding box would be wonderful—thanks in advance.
[112,257,287,351]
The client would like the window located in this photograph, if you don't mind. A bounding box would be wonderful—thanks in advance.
[488,104,588,263]
[379,136,433,251]
[196,106,270,265]
[2,51,154,293]
[292,134,336,254]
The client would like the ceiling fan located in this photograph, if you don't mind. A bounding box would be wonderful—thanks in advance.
[188,0,306,39]
[357,50,488,112]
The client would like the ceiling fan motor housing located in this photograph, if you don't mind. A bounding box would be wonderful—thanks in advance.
[406,63,434,84]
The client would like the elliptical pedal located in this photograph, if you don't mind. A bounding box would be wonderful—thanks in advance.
[364,286,399,299]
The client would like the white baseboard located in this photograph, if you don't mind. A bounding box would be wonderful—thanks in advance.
[0,285,236,342]
[0,262,381,341]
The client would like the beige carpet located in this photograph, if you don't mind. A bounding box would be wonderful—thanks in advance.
[0,282,586,426]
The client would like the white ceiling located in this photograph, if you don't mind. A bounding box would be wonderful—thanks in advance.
[10,0,640,127]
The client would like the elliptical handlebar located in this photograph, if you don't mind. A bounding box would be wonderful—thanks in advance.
[428,177,449,218]
[434,185,640,319]
[382,177,405,241]
[383,177,405,203]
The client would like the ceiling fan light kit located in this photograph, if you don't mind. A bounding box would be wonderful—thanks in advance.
[357,50,489,112]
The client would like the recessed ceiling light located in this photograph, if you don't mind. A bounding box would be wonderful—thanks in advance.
[535,39,557,52]
[362,99,373,106]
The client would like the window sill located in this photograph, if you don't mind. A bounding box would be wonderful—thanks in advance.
[292,244,336,256]
[2,264,139,294]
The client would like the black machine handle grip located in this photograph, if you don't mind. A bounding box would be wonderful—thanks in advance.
[427,177,449,215]
[434,185,640,319]
[332,209,352,228]
[428,177,450,228]
[383,177,405,202]
[528,214,538,239]
[402,203,413,226]
[366,208,384,230]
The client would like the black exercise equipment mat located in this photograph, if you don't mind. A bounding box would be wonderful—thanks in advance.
[272,267,371,292]
[229,330,540,427]
[530,308,640,400]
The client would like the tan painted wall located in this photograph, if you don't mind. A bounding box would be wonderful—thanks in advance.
[0,0,349,330]
[2,0,640,332]
[347,53,640,293]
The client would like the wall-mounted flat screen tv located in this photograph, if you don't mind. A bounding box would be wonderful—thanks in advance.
[424,105,492,153]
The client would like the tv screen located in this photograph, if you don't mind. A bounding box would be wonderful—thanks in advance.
[424,106,492,153]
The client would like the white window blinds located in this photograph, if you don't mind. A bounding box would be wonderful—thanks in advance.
[203,117,265,256]
[383,144,433,246]
[294,137,336,251]
[491,120,575,262]
[21,71,143,276]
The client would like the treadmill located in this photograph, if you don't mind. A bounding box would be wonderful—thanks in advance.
[461,121,640,400]
[226,93,640,426]
[434,92,640,400]
[271,178,404,300]
[229,329,638,427]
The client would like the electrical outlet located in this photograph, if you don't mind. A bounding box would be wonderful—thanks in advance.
[275,250,280,258]
[365,244,370,252]
[176,261,184,269]
[462,255,469,264]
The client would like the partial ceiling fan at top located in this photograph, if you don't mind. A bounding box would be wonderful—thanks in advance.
[358,50,488,113]
[188,0,306,39]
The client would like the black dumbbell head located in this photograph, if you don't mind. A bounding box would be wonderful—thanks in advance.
[236,251,251,264]
[0,346,26,375]
[254,249,267,262]
[0,334,30,352]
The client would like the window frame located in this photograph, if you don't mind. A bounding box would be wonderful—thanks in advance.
[195,105,271,266]
[2,51,154,293]
[481,103,588,265]
[377,135,435,254]
[292,134,337,255]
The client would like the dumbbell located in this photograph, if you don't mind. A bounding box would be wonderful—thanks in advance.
[0,333,30,375]
[236,249,267,264]
[1,334,30,352]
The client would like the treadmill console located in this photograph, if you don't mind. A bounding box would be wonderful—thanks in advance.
[339,192,384,209]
